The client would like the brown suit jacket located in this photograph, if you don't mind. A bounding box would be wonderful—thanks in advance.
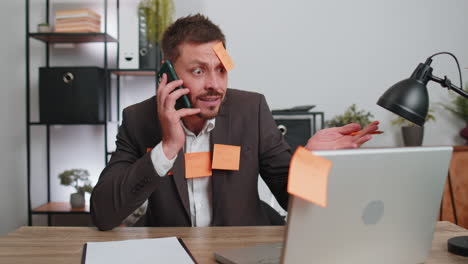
[90,89,291,230]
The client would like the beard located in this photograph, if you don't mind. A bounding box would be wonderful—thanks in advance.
[193,90,224,120]
[197,105,219,119]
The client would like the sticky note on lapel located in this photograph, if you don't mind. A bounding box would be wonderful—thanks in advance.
[184,152,212,178]
[212,144,241,171]
[287,146,332,207]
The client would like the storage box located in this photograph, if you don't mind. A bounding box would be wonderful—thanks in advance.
[272,111,324,151]
[39,67,107,123]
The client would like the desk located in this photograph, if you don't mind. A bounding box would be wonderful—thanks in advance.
[0,222,467,263]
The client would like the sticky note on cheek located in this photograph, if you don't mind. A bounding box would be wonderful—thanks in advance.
[185,152,212,178]
[287,146,332,207]
[212,144,240,170]
[212,42,235,71]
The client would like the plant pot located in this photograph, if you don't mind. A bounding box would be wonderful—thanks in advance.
[460,124,468,145]
[402,126,424,146]
[70,192,85,209]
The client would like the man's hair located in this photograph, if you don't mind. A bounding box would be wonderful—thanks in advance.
[161,14,226,62]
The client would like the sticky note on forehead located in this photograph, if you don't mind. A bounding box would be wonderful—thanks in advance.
[212,42,235,71]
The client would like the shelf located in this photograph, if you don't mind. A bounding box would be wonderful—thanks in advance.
[29,32,117,43]
[29,122,107,126]
[32,202,90,214]
[109,69,158,76]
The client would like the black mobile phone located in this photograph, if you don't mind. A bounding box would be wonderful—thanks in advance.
[157,60,192,110]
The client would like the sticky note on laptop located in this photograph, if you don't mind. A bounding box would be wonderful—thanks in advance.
[287,146,332,207]
[212,42,235,71]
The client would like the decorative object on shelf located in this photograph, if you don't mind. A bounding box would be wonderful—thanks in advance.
[138,0,174,44]
[391,108,436,146]
[54,9,101,33]
[37,22,51,33]
[440,84,468,145]
[138,0,174,69]
[326,104,374,128]
[58,169,93,209]
[39,67,107,123]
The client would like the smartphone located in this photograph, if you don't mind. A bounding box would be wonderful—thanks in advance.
[157,60,192,110]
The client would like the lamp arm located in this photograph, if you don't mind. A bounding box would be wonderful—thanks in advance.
[430,75,468,98]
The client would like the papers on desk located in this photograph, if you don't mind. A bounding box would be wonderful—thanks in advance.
[83,236,195,264]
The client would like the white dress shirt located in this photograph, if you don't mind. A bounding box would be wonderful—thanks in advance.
[150,119,215,227]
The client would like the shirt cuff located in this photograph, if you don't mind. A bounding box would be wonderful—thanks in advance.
[150,142,177,177]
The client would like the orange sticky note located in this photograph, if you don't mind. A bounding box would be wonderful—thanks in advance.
[212,144,240,171]
[184,152,212,178]
[212,42,235,71]
[287,146,332,207]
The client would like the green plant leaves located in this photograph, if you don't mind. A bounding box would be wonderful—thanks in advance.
[138,0,174,44]
[326,104,374,128]
[58,169,93,194]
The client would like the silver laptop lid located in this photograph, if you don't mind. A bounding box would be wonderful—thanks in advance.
[282,146,452,264]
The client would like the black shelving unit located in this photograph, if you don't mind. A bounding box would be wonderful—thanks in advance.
[108,68,158,121]
[29,32,117,43]
[26,0,160,226]
[25,0,118,226]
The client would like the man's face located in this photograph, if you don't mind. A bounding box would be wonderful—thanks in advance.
[173,41,228,120]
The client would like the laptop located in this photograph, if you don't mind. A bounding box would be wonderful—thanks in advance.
[214,146,452,264]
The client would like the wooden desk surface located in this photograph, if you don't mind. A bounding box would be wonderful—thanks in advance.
[0,221,467,263]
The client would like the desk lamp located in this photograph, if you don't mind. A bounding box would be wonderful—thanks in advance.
[377,52,468,257]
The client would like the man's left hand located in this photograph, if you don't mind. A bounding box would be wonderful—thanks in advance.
[305,121,380,151]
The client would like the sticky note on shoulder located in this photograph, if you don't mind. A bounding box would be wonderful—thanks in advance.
[212,42,235,71]
[288,146,332,207]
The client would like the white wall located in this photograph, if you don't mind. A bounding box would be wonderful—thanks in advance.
[8,0,468,228]
[0,1,27,235]
[190,0,468,147]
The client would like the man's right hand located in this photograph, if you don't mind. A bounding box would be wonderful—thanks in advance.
[156,73,200,159]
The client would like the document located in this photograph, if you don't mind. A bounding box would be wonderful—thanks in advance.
[83,236,195,264]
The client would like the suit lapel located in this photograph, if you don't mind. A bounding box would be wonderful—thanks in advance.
[172,149,191,221]
[211,94,231,224]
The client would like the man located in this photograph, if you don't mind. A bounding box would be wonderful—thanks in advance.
[90,14,379,231]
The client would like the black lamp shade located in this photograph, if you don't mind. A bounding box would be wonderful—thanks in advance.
[377,78,429,126]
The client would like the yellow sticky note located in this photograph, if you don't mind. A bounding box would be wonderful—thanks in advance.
[184,152,212,178]
[212,42,235,71]
[212,144,240,171]
[287,146,332,207]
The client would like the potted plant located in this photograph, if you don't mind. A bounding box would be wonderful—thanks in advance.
[441,89,468,144]
[326,104,374,128]
[138,0,174,44]
[391,108,436,146]
[37,22,51,33]
[58,169,93,209]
